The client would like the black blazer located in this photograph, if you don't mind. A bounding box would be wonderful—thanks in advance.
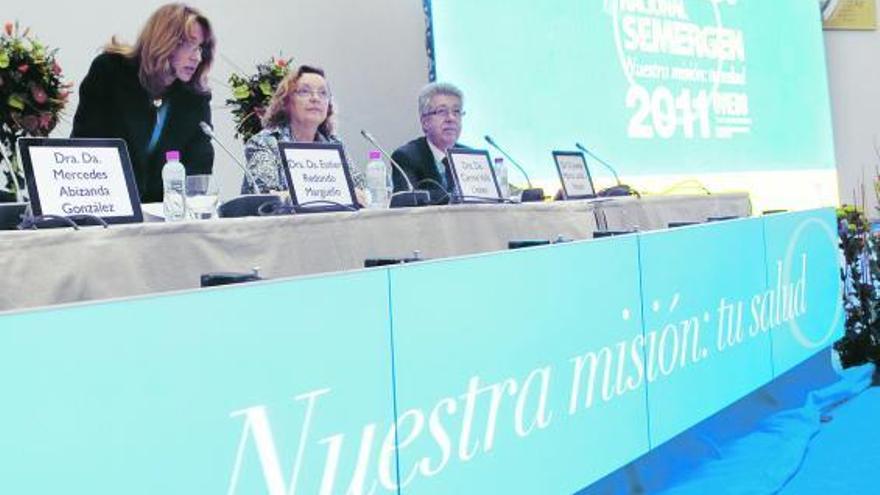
[71,53,214,203]
[391,136,468,204]
[391,136,440,193]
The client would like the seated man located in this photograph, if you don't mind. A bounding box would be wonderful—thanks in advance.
[391,82,466,204]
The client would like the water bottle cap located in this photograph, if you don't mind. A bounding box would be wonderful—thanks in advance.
[166,150,181,161]
[369,150,382,160]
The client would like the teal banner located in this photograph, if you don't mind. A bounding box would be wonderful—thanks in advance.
[638,219,774,447]
[0,271,397,495]
[388,238,648,494]
[763,209,844,376]
[0,209,844,493]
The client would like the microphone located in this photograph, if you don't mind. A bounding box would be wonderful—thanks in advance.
[199,122,279,218]
[199,121,260,195]
[575,142,636,197]
[483,135,544,202]
[360,129,430,207]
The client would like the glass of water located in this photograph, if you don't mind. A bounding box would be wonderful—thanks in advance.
[185,174,219,220]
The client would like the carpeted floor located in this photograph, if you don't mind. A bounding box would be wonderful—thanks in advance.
[578,354,876,495]
[777,386,880,494]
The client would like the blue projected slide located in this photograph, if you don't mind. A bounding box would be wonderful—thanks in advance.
[429,0,835,185]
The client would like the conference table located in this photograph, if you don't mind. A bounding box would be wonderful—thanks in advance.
[0,193,749,312]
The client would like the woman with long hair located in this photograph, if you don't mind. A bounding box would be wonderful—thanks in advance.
[241,64,364,197]
[72,3,215,203]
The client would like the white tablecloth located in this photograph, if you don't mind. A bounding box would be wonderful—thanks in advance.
[0,193,749,311]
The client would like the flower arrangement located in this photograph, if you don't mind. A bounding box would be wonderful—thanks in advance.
[0,21,70,200]
[226,56,292,144]
[834,204,880,367]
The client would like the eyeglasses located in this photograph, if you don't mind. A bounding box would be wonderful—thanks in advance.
[177,39,206,57]
[423,108,465,119]
[293,88,332,101]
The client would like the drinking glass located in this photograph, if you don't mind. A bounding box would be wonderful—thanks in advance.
[185,174,219,219]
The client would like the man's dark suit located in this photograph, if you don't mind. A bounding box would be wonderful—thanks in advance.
[391,136,463,204]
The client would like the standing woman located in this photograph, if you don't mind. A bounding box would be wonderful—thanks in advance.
[72,3,215,203]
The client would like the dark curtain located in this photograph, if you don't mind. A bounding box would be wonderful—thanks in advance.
[423,0,436,82]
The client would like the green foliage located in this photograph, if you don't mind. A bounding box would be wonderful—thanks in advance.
[0,21,70,199]
[225,56,292,144]
[834,205,880,367]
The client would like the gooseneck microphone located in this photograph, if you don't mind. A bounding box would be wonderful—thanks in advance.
[575,142,621,186]
[360,129,430,207]
[360,129,415,191]
[199,121,260,194]
[484,135,532,188]
[199,122,282,218]
[483,135,544,202]
[575,142,636,197]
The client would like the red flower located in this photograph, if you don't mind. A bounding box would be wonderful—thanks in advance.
[275,58,287,68]
[52,61,62,75]
[17,64,29,74]
[38,112,53,130]
[30,84,47,104]
[3,22,11,36]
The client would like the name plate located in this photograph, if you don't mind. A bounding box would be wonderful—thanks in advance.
[278,142,358,211]
[447,148,502,201]
[18,138,142,224]
[553,151,596,199]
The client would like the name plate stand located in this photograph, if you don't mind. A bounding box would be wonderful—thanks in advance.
[553,150,596,200]
[279,142,359,212]
[18,138,143,224]
[447,148,503,202]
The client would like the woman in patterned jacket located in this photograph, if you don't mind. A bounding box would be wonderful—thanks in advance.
[240,64,364,197]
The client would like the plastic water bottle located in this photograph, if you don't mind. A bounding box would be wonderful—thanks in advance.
[365,150,391,209]
[494,157,509,199]
[162,150,187,221]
